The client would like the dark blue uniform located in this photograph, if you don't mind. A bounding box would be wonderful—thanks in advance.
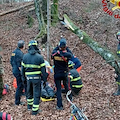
[70,56,81,69]
[113,33,120,95]
[10,48,24,105]
[21,47,47,115]
[68,68,83,95]
[117,43,120,58]
[116,43,120,86]
[51,46,72,108]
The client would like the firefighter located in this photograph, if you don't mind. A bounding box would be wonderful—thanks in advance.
[70,55,82,73]
[10,40,25,105]
[51,38,72,110]
[116,31,120,57]
[113,31,120,96]
[68,60,83,96]
[21,40,47,115]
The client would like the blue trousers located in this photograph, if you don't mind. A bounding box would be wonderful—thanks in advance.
[13,73,24,105]
[54,73,69,107]
[27,79,41,114]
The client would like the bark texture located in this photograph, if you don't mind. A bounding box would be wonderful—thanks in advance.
[34,0,46,40]
[51,0,59,26]
[63,14,120,72]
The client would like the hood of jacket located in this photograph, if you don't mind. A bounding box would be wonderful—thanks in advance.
[28,46,37,55]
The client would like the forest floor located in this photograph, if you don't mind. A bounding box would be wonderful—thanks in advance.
[0,0,120,120]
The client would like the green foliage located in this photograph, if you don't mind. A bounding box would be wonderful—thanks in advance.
[27,15,34,28]
[51,0,59,26]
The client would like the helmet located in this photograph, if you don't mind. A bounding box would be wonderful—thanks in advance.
[116,31,120,39]
[17,40,25,48]
[59,38,66,48]
[28,40,38,46]
[68,60,75,68]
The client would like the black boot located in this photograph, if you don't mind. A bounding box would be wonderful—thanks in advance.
[113,85,120,96]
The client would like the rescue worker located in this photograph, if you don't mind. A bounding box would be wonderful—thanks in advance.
[10,40,25,105]
[21,40,47,115]
[68,60,83,96]
[116,31,120,57]
[70,55,82,73]
[51,38,72,110]
[113,31,120,96]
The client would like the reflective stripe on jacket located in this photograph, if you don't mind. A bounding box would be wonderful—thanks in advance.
[68,68,83,89]
[22,62,45,75]
[21,48,47,82]
[117,43,120,57]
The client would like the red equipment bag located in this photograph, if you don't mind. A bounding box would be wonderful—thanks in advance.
[2,84,9,95]
[13,78,17,89]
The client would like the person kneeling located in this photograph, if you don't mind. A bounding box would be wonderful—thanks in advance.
[68,60,83,96]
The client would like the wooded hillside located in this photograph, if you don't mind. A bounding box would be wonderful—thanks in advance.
[0,0,120,120]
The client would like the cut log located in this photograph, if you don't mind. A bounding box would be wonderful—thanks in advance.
[0,2,34,16]
[63,14,120,72]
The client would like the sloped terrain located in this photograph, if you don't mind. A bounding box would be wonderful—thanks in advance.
[0,0,120,120]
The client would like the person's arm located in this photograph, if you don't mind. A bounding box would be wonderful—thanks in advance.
[21,55,27,82]
[21,60,26,82]
[51,46,60,59]
[66,47,73,55]
[17,51,24,67]
[10,52,16,67]
[40,57,47,83]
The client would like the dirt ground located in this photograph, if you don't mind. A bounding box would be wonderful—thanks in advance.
[0,0,120,120]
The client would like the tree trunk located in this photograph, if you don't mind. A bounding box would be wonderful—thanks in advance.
[34,0,46,40]
[51,0,59,26]
[0,47,3,99]
[63,14,120,72]
[41,0,47,23]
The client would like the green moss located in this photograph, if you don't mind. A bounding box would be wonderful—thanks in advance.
[27,15,34,28]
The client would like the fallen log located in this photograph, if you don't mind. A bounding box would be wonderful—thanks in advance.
[63,14,120,72]
[0,2,34,16]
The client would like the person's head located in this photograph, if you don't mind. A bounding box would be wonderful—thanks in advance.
[28,40,38,47]
[59,38,67,51]
[17,40,25,49]
[68,60,75,69]
[116,31,120,41]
